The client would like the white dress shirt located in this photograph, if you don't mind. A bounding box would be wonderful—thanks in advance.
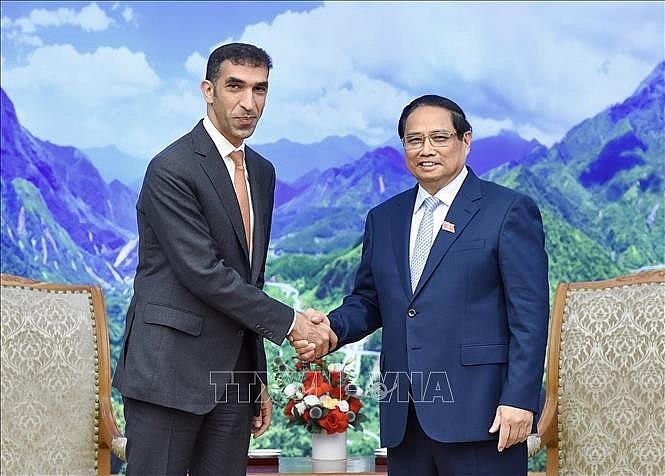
[202,115,255,263]
[409,166,468,260]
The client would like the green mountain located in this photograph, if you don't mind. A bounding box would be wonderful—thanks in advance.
[272,61,664,307]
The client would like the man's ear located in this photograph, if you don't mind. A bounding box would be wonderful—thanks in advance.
[200,80,214,104]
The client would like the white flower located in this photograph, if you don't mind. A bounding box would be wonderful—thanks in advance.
[303,395,320,407]
[283,383,298,398]
[337,400,349,412]
[295,402,307,416]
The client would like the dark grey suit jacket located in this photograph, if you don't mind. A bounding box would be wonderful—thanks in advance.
[113,120,293,415]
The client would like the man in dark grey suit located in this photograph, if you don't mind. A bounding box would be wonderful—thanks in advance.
[113,43,334,475]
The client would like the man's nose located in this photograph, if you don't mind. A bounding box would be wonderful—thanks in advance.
[238,89,256,111]
[420,136,435,154]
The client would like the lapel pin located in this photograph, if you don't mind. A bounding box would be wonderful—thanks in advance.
[442,221,456,233]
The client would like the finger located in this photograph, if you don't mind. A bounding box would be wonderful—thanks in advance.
[498,422,511,452]
[253,416,271,438]
[305,308,325,324]
[251,416,262,433]
[292,340,314,350]
[329,330,338,350]
[488,408,501,434]
[298,350,316,362]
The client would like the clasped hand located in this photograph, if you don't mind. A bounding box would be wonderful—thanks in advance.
[287,308,338,361]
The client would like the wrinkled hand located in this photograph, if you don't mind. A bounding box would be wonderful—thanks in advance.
[488,405,533,451]
[304,309,338,352]
[251,384,272,438]
[287,308,337,361]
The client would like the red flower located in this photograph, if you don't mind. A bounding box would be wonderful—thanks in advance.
[302,408,311,421]
[348,397,363,414]
[302,371,333,397]
[284,400,297,420]
[318,408,349,433]
[329,370,346,386]
[329,386,346,400]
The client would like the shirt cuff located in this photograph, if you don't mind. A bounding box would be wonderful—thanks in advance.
[287,310,297,335]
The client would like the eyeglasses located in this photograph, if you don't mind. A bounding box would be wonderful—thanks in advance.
[402,130,458,150]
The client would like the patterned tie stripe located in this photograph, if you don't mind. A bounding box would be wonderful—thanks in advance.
[410,196,440,292]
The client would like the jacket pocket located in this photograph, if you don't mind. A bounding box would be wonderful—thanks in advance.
[454,239,486,251]
[143,303,203,336]
[460,343,508,365]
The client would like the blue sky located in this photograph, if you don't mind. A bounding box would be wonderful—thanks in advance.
[1,1,663,159]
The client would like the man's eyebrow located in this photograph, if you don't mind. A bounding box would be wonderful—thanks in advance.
[225,76,247,84]
[254,81,269,88]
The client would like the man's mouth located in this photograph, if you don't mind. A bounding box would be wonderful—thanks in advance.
[418,161,440,168]
[235,116,256,124]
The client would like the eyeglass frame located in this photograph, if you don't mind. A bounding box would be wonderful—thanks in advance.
[401,130,462,150]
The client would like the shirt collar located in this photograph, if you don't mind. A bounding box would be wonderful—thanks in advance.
[414,166,468,212]
[202,115,246,159]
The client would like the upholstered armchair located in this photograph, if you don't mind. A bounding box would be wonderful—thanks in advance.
[1,274,126,475]
[528,270,665,475]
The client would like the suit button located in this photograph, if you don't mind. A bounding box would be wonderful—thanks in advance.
[408,309,416,318]
[237,330,244,337]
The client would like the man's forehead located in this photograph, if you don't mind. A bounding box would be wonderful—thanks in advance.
[218,61,269,81]
[405,106,453,128]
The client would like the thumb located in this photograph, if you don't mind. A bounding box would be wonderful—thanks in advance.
[488,407,501,433]
[305,308,325,324]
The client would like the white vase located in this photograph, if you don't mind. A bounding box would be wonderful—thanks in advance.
[311,430,347,461]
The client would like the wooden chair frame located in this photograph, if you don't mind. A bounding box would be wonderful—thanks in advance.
[0,273,125,475]
[535,269,665,475]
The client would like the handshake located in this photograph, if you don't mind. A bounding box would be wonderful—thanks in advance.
[287,308,338,362]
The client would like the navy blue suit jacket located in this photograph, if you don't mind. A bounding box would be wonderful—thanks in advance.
[329,167,549,447]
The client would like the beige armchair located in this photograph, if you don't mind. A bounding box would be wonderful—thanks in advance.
[528,270,665,475]
[1,274,126,475]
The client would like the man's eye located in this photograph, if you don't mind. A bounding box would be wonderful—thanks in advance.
[406,137,423,146]
[431,134,450,142]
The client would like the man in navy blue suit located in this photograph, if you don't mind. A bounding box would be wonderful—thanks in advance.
[317,95,549,475]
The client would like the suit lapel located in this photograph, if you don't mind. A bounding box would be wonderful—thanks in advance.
[392,186,418,299]
[194,122,251,263]
[411,168,483,299]
[245,147,268,284]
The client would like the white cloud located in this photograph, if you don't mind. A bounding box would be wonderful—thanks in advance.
[11,2,113,33]
[122,7,135,23]
[224,2,663,145]
[184,52,206,77]
[2,44,159,104]
[1,16,12,28]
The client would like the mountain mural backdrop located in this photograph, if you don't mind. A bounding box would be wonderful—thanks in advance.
[1,61,663,460]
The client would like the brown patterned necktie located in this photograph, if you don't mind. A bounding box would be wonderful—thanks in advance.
[229,150,251,251]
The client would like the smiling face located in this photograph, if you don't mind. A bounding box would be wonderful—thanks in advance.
[200,59,269,147]
[403,105,472,195]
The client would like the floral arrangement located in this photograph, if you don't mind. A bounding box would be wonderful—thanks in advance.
[271,356,366,434]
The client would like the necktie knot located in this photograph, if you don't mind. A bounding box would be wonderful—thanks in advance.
[423,196,440,213]
[229,150,244,169]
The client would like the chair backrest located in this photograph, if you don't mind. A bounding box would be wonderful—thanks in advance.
[1,274,117,475]
[541,270,665,475]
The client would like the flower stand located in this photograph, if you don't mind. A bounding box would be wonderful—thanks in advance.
[311,430,347,461]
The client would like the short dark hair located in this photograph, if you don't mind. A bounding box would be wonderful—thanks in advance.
[398,95,472,140]
[205,43,272,82]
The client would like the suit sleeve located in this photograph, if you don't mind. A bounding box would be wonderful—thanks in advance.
[329,210,383,348]
[140,158,293,345]
[497,194,549,413]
